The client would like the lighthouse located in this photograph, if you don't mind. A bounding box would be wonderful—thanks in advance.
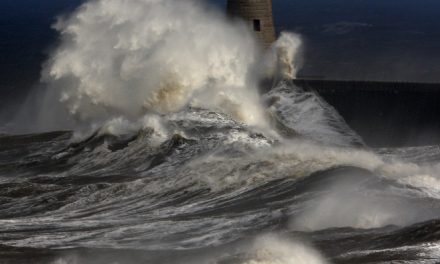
[227,0,276,48]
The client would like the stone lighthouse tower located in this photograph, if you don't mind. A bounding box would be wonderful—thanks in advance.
[227,0,276,48]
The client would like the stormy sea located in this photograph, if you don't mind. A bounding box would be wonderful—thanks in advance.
[1,0,440,263]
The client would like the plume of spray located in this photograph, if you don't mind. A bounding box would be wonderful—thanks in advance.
[259,32,303,83]
[38,0,270,130]
[9,0,303,135]
[37,0,259,129]
[272,32,303,80]
[1,0,312,168]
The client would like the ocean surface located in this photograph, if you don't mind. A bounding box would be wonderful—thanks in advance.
[1,0,440,263]
[2,81,440,263]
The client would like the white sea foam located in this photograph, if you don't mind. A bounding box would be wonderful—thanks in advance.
[264,81,365,147]
[287,145,440,231]
[42,0,257,125]
[36,0,302,132]
[243,234,328,264]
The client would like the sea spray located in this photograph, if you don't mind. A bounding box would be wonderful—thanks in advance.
[261,32,303,81]
[39,0,304,132]
[273,33,303,80]
[20,0,305,134]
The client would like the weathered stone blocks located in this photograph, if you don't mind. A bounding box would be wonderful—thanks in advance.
[227,0,276,48]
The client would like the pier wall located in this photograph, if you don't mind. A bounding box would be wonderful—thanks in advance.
[293,79,440,147]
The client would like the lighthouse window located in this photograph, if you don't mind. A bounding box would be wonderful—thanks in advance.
[253,19,261,31]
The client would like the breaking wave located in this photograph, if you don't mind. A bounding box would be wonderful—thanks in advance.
[2,0,440,263]
[34,0,303,132]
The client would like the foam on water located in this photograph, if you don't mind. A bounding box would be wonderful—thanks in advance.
[264,81,364,147]
[242,234,328,264]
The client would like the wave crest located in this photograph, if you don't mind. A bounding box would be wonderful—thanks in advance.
[42,0,270,127]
